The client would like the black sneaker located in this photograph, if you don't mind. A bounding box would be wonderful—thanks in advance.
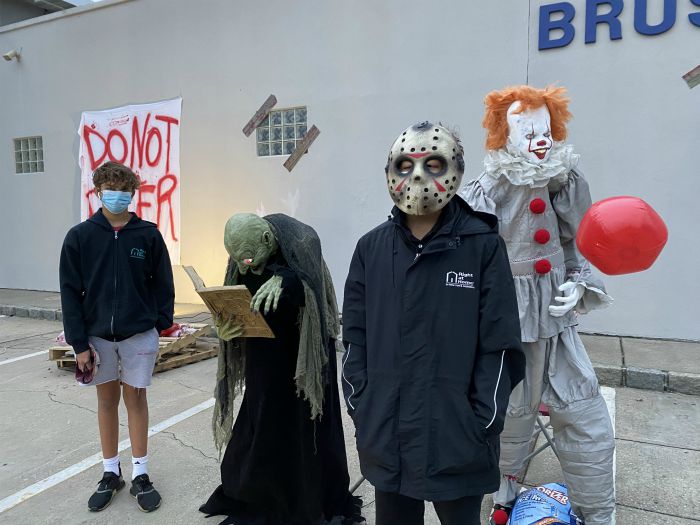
[130,474,162,512]
[88,469,125,512]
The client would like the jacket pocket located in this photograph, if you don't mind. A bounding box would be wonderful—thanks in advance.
[354,385,399,472]
[428,386,493,476]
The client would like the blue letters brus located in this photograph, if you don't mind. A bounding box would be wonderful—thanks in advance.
[539,0,700,50]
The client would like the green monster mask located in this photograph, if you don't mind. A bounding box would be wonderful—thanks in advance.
[224,213,279,275]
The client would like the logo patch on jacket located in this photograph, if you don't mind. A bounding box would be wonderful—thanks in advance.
[130,248,146,260]
[445,271,475,289]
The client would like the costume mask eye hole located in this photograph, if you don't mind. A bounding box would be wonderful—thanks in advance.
[425,158,444,174]
[398,160,413,175]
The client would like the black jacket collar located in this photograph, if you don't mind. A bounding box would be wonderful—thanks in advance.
[390,197,498,240]
[87,209,149,231]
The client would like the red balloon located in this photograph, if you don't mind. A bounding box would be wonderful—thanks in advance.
[576,197,668,275]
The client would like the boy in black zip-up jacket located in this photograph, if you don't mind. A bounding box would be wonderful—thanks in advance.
[342,123,524,525]
[59,161,174,513]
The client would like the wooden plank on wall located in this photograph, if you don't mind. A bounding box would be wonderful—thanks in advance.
[283,125,320,172]
[242,95,277,136]
[683,65,700,89]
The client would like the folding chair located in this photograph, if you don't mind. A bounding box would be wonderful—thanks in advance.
[521,403,559,466]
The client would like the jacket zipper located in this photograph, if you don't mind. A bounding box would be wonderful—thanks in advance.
[410,243,423,265]
[409,237,458,268]
[111,229,118,340]
[407,236,461,269]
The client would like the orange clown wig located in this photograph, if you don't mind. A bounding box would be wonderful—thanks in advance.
[482,85,572,151]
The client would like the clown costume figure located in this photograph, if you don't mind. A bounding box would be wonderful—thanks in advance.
[461,86,615,525]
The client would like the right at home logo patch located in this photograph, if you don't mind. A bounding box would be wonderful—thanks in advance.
[445,271,475,289]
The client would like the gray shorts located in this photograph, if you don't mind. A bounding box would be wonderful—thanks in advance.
[83,328,160,388]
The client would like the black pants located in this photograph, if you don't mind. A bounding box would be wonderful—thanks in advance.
[375,489,483,525]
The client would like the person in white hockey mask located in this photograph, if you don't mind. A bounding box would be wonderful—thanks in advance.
[462,85,615,525]
[342,122,525,525]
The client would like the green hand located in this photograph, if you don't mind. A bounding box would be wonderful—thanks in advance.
[215,315,244,341]
[251,274,284,315]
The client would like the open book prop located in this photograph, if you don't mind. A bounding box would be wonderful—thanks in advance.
[183,266,274,338]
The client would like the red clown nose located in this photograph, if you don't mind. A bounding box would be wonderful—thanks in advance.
[576,197,668,275]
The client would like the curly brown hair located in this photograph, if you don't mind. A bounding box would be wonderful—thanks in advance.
[92,162,141,194]
[482,85,572,151]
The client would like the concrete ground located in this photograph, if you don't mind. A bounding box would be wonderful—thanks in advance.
[1,314,699,524]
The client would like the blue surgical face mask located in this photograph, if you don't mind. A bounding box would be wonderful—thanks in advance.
[101,190,132,214]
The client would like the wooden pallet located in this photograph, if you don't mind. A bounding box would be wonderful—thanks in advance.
[48,323,216,373]
[47,347,76,369]
[49,346,73,361]
[153,340,219,373]
[156,323,211,362]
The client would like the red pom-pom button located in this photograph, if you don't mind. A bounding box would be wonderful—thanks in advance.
[529,198,546,214]
[534,259,552,274]
[534,229,551,244]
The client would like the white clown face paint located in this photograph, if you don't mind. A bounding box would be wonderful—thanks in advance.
[507,102,553,164]
[386,122,464,215]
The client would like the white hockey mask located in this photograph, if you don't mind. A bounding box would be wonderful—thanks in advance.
[507,102,553,164]
[385,122,464,215]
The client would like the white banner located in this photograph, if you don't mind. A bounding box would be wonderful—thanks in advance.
[78,97,182,263]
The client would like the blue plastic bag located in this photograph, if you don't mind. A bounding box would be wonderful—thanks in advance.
[509,483,583,525]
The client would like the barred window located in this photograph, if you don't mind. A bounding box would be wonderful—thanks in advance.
[256,107,307,157]
[14,137,44,174]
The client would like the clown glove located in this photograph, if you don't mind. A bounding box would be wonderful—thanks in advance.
[549,281,584,318]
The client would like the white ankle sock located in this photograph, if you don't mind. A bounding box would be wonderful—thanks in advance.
[131,455,148,479]
[102,455,120,476]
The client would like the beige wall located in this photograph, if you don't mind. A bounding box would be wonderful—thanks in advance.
[0,0,697,340]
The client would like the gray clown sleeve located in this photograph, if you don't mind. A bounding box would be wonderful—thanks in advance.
[461,176,498,215]
[550,169,613,314]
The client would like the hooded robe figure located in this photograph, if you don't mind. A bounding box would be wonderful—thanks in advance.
[199,213,363,525]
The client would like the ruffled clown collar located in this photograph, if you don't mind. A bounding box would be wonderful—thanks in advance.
[484,141,580,188]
